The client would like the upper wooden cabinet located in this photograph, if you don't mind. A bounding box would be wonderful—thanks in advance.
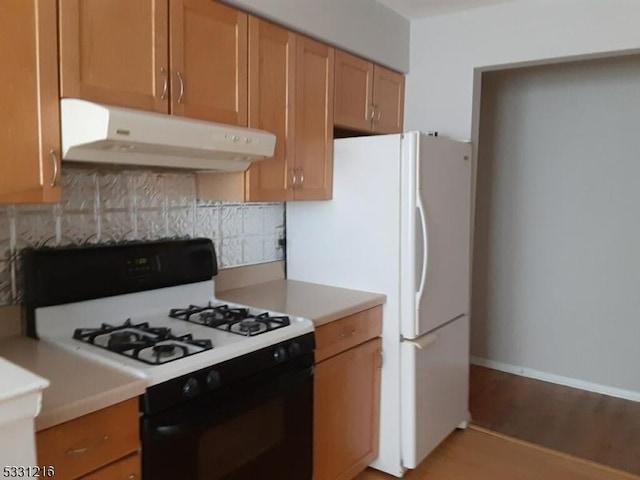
[245,17,296,201]
[59,0,248,125]
[198,26,334,202]
[334,52,374,132]
[372,65,405,134]
[59,0,169,113]
[0,0,61,204]
[334,49,404,134]
[293,36,334,200]
[170,0,248,125]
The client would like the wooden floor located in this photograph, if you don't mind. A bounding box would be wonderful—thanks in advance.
[355,427,638,480]
[469,365,640,475]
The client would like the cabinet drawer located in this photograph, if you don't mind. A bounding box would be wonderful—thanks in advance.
[315,306,382,362]
[37,399,139,480]
[79,453,141,480]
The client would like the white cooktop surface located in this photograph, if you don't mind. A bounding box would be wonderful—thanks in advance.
[35,281,313,386]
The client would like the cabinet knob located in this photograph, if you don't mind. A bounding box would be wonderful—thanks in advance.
[297,168,305,188]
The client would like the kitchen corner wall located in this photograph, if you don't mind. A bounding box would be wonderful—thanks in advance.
[0,167,285,306]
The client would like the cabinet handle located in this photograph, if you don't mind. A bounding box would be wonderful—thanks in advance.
[66,434,109,455]
[289,168,297,190]
[340,329,356,338]
[160,67,168,100]
[48,149,59,188]
[176,71,185,103]
[297,168,305,189]
[369,105,376,121]
[375,105,381,122]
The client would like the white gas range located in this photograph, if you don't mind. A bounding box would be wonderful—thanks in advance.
[25,238,315,480]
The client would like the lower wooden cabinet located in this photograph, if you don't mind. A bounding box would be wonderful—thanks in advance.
[79,453,140,480]
[314,307,383,480]
[36,399,139,480]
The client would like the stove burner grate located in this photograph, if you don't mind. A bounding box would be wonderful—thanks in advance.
[169,304,291,337]
[73,319,213,365]
[169,303,249,327]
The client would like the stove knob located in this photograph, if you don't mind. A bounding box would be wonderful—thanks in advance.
[182,377,200,399]
[288,342,302,357]
[206,370,221,390]
[273,345,288,364]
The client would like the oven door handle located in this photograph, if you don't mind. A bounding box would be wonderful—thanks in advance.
[155,423,197,437]
[153,365,314,437]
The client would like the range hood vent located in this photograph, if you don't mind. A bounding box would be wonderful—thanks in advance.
[60,99,276,171]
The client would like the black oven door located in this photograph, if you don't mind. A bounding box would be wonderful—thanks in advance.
[141,356,313,480]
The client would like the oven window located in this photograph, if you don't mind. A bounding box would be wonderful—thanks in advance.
[142,363,313,480]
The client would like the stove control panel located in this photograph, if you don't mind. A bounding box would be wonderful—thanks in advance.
[125,254,160,277]
[141,332,315,415]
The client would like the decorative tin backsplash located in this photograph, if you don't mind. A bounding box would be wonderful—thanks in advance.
[0,168,285,305]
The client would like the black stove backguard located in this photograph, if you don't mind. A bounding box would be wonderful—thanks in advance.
[23,238,217,338]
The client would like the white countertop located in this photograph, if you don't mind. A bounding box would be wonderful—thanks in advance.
[0,336,145,431]
[218,279,386,327]
[0,356,48,404]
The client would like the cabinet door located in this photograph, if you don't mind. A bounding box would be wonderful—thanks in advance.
[372,65,405,134]
[170,0,248,125]
[294,37,334,201]
[59,0,169,113]
[0,0,60,204]
[245,18,295,202]
[314,338,382,480]
[334,50,374,133]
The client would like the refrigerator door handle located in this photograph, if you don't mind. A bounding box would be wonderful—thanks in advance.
[416,198,429,297]
[402,332,438,349]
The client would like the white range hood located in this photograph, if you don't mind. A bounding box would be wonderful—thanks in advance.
[60,99,276,172]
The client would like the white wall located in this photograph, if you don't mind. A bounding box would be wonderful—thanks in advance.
[222,0,410,72]
[474,56,640,396]
[406,0,640,138]
[405,0,640,396]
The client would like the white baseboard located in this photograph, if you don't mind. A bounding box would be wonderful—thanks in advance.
[470,356,640,403]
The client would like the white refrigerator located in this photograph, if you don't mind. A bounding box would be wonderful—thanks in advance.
[286,132,472,477]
